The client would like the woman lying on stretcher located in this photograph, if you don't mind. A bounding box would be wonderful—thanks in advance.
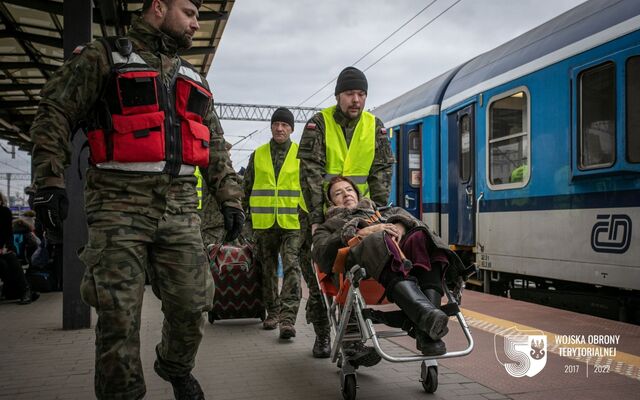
[312,176,465,356]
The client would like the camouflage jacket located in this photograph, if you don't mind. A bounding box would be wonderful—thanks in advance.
[30,15,242,215]
[297,106,394,225]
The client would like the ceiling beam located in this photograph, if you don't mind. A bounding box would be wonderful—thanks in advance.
[0,100,39,108]
[0,30,62,48]
[0,83,44,91]
[1,61,59,71]
[179,46,215,56]
[2,0,62,15]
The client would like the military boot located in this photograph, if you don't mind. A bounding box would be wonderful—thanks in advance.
[343,341,382,368]
[154,360,205,400]
[312,334,331,358]
[263,313,279,330]
[389,279,448,341]
[279,322,296,339]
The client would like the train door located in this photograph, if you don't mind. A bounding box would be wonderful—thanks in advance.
[448,105,475,246]
[397,124,422,218]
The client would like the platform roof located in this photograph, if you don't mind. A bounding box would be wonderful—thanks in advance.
[0,0,234,152]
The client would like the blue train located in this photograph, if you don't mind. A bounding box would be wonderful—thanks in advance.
[373,0,640,321]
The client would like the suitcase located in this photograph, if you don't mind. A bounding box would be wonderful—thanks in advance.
[207,241,266,323]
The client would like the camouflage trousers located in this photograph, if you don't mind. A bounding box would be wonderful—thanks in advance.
[79,210,214,400]
[299,222,331,336]
[255,227,301,325]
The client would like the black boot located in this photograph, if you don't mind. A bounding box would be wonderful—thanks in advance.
[312,333,331,358]
[388,279,448,341]
[415,288,447,355]
[154,360,205,400]
[18,288,39,305]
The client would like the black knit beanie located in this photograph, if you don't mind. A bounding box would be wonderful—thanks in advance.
[271,107,294,131]
[334,67,368,95]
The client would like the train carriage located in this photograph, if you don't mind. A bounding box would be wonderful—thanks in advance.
[373,0,640,321]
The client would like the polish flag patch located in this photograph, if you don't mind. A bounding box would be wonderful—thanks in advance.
[73,45,85,55]
[381,128,387,134]
[306,122,317,130]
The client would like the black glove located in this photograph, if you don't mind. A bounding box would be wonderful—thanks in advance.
[33,188,68,233]
[222,206,245,242]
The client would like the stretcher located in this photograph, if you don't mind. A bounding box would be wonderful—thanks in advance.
[315,261,475,399]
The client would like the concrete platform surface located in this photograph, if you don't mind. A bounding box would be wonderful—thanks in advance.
[0,290,508,400]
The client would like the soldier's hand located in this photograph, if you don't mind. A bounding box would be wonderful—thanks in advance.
[33,187,68,233]
[222,206,245,242]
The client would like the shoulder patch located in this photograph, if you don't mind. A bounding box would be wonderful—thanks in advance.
[306,122,317,130]
[381,127,387,134]
[73,45,85,55]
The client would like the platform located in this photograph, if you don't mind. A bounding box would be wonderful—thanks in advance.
[1,286,638,399]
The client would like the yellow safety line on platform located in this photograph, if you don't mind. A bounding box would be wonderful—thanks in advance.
[461,308,640,381]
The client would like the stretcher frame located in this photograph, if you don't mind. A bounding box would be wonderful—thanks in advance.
[316,263,475,399]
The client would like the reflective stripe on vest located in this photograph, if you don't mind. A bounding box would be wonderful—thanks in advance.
[250,142,303,229]
[194,166,203,209]
[321,105,375,197]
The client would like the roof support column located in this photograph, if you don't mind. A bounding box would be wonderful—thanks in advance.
[62,0,92,330]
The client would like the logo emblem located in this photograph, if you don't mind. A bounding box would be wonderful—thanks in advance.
[495,327,547,377]
[591,214,632,254]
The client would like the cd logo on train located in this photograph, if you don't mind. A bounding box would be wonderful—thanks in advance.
[591,214,632,254]
[494,327,547,378]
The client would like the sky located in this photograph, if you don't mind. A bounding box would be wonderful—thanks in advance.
[0,0,588,204]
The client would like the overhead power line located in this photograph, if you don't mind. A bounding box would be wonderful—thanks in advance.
[297,0,439,107]
[313,0,464,108]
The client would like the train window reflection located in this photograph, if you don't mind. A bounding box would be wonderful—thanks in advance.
[408,129,421,188]
[488,90,529,186]
[579,62,616,169]
[460,114,471,182]
[626,56,640,163]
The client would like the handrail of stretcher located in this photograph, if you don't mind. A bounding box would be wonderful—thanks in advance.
[349,265,475,363]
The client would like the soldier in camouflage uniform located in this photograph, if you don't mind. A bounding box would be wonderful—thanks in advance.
[29,1,244,399]
[298,66,395,358]
[243,108,303,340]
[200,141,235,246]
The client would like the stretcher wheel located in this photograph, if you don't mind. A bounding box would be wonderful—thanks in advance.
[420,363,438,393]
[341,374,357,400]
[207,311,217,324]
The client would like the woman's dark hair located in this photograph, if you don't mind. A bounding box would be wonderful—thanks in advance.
[326,176,361,204]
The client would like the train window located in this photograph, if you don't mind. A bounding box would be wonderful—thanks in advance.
[626,56,640,163]
[459,114,471,182]
[578,63,616,169]
[488,90,529,186]
[408,129,421,188]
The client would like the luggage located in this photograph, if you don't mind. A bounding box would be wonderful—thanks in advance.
[207,241,265,323]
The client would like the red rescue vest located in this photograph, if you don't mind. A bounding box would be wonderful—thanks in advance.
[86,37,212,175]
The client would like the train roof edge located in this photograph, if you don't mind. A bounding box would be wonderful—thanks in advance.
[373,0,640,125]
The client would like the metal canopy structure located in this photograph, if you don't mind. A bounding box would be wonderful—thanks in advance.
[216,103,322,123]
[0,0,235,152]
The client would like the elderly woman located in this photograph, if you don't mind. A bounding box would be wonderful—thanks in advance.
[312,176,465,356]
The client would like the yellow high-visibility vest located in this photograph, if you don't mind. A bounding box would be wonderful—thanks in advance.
[250,142,304,229]
[321,105,375,197]
[194,166,203,210]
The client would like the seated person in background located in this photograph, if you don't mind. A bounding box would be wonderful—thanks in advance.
[0,249,40,304]
[12,218,40,266]
[312,176,465,356]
